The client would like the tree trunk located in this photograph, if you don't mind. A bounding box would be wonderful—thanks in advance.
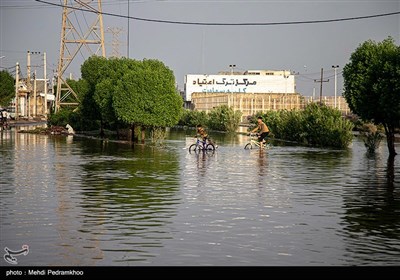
[130,123,135,143]
[141,126,145,143]
[383,123,397,156]
[100,119,105,138]
[116,126,119,140]
[387,154,395,190]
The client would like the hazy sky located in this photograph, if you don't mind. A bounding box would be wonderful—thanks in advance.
[1,0,399,97]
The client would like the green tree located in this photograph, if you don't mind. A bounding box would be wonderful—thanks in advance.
[113,59,183,139]
[0,70,14,106]
[80,56,111,134]
[79,56,182,140]
[86,57,134,127]
[207,105,242,133]
[178,109,208,128]
[343,37,400,156]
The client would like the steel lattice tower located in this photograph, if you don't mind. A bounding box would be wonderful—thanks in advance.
[55,0,106,112]
[107,27,124,58]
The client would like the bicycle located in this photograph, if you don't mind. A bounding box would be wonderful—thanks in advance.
[244,133,272,149]
[189,137,216,153]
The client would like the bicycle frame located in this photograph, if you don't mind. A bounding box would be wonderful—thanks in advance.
[244,133,271,149]
[189,137,215,153]
[195,137,207,148]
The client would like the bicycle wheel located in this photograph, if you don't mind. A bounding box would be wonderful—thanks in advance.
[244,143,252,149]
[189,144,198,153]
[205,143,215,151]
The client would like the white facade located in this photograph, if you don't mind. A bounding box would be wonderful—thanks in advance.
[184,71,296,102]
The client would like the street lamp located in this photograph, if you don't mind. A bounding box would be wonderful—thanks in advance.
[229,64,236,75]
[332,65,339,108]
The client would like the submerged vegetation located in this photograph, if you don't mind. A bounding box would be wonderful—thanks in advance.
[178,105,241,133]
[250,103,354,149]
[359,123,384,154]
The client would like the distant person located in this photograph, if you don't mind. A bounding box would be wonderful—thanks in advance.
[65,124,75,134]
[1,110,9,129]
[251,116,270,143]
[195,124,215,146]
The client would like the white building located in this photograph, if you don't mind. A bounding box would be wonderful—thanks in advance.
[184,70,296,102]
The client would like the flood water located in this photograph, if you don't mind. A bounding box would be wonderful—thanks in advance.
[1,126,399,266]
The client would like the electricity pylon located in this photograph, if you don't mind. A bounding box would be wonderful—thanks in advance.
[55,0,106,112]
[107,27,124,58]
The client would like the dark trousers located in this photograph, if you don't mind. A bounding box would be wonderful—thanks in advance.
[258,132,269,142]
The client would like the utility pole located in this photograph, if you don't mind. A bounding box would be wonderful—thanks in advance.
[229,64,236,75]
[33,71,37,117]
[27,51,31,119]
[28,51,41,118]
[56,0,106,112]
[127,0,130,58]
[15,62,19,120]
[314,68,329,105]
[44,52,47,118]
[332,65,339,108]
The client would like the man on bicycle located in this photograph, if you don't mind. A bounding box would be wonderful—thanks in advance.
[251,116,270,144]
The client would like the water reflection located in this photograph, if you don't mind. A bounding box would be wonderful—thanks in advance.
[341,147,400,265]
[1,127,399,266]
[1,131,180,265]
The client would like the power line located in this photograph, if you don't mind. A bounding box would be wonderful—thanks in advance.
[35,0,400,26]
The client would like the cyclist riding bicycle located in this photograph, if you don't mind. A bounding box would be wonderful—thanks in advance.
[195,124,215,146]
[251,116,270,144]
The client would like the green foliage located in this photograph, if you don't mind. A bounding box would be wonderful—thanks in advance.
[178,106,242,133]
[207,105,242,133]
[113,59,183,128]
[79,56,183,139]
[343,37,400,155]
[178,109,208,127]
[263,110,304,142]
[48,109,75,127]
[80,56,114,127]
[255,103,354,149]
[301,103,354,148]
[363,132,384,154]
[93,78,117,123]
[359,123,384,154]
[0,70,14,106]
[81,56,109,88]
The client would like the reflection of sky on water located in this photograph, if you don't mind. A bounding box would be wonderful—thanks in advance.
[1,128,399,266]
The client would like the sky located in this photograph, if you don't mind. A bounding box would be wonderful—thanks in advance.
[0,0,399,98]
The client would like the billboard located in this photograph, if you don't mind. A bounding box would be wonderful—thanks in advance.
[184,74,295,101]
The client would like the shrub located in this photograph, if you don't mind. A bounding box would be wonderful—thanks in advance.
[257,103,354,148]
[178,106,242,133]
[207,105,242,133]
[178,109,208,128]
[360,123,384,154]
